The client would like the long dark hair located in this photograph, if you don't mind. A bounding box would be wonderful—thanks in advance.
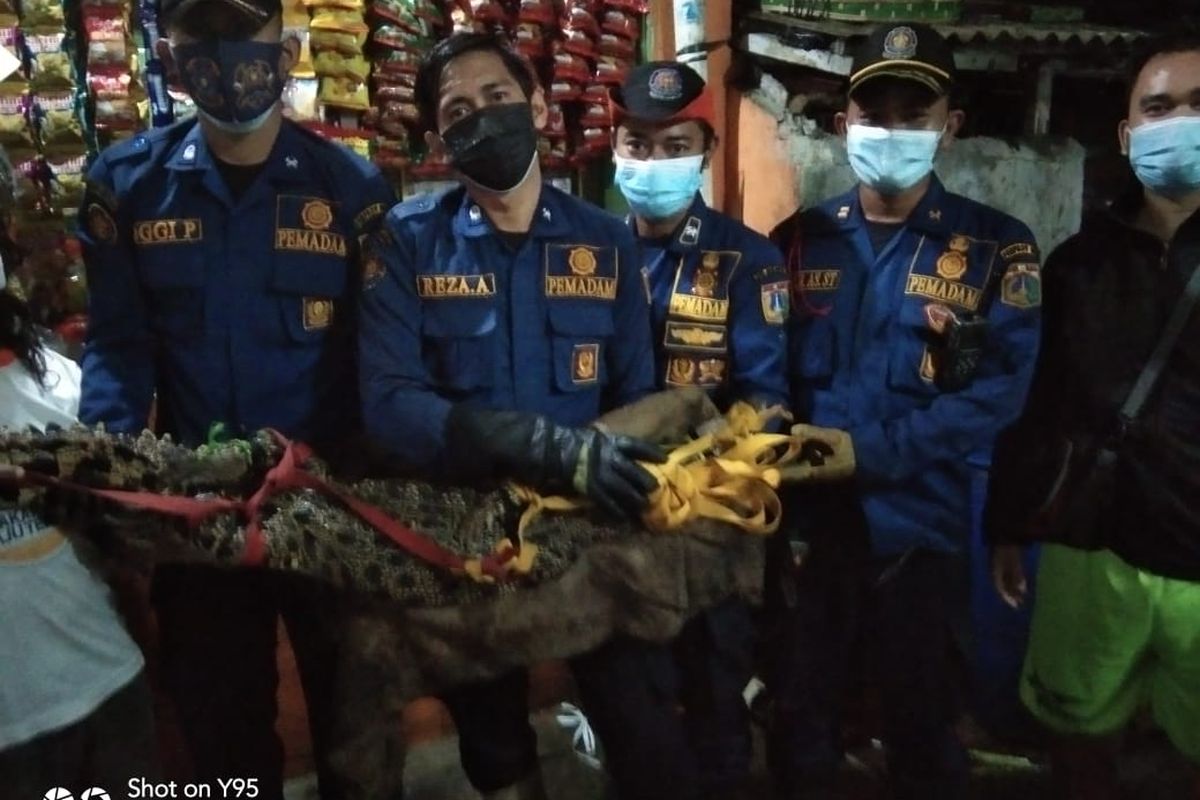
[0,289,47,386]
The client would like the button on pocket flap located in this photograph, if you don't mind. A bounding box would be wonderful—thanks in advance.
[271,258,348,298]
[547,302,615,337]
[421,299,499,338]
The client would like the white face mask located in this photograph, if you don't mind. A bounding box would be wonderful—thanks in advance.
[846,124,944,195]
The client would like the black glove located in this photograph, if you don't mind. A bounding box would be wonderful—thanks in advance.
[444,405,665,519]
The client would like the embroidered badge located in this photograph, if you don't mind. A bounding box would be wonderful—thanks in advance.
[761,281,790,325]
[1001,262,1042,309]
[935,235,970,281]
[568,246,598,276]
[648,67,684,101]
[355,203,386,232]
[837,205,851,221]
[929,208,942,222]
[883,26,918,60]
[303,297,334,330]
[923,303,956,335]
[1000,242,1037,262]
[919,346,937,383]
[680,216,701,246]
[698,358,726,384]
[666,322,726,350]
[133,218,203,245]
[362,252,386,290]
[302,200,334,231]
[417,273,497,298]
[667,357,697,386]
[86,203,117,244]
[572,343,599,383]
[545,244,617,299]
[795,270,841,292]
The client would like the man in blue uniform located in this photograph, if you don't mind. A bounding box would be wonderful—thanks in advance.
[610,61,789,798]
[767,23,1042,800]
[359,32,700,800]
[77,0,400,797]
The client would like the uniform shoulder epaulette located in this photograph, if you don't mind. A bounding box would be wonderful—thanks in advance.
[101,121,189,166]
[389,192,440,222]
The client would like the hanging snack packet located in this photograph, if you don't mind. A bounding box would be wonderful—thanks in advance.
[598,32,635,60]
[594,55,632,85]
[27,33,74,92]
[314,51,371,81]
[318,76,370,110]
[562,1,600,38]
[48,152,86,213]
[601,8,640,39]
[0,91,32,152]
[551,42,589,82]
[513,21,544,59]
[374,48,422,77]
[19,0,64,29]
[303,0,365,11]
[34,91,83,150]
[543,100,566,138]
[559,27,595,58]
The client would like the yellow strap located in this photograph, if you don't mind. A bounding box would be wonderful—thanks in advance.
[467,402,803,581]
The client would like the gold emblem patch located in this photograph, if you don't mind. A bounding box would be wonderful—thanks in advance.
[302,200,334,231]
[698,358,726,384]
[919,346,937,383]
[568,247,598,276]
[667,323,726,349]
[303,297,334,330]
[572,343,599,383]
[86,203,117,244]
[694,271,716,297]
[936,235,970,281]
[1001,262,1042,309]
[667,357,696,386]
[702,252,720,270]
[362,253,385,289]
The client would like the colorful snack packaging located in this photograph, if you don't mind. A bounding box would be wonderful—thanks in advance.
[34,91,84,150]
[598,32,635,60]
[48,152,86,212]
[543,101,566,138]
[19,0,64,29]
[27,33,74,92]
[314,51,371,81]
[601,8,640,39]
[603,0,649,12]
[594,55,632,85]
[282,77,319,119]
[318,76,370,110]
[372,26,435,53]
[559,28,595,58]
[0,91,32,151]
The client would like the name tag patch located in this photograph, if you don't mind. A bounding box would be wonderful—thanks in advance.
[795,269,841,292]
[276,196,346,256]
[133,218,203,245]
[905,274,983,311]
[417,273,497,298]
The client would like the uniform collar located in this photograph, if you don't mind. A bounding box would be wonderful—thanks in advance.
[627,194,709,253]
[164,119,311,186]
[834,174,951,236]
[452,183,572,239]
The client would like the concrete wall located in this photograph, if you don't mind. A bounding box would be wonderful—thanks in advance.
[736,76,1086,255]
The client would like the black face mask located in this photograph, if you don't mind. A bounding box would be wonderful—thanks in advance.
[441,103,538,193]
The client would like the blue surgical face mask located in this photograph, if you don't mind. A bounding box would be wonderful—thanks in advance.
[846,124,942,195]
[172,39,286,134]
[1128,116,1200,197]
[614,154,704,221]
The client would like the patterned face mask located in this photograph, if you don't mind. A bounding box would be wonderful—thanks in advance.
[173,39,286,134]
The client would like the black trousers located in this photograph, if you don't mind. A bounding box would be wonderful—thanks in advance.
[152,565,405,800]
[673,598,756,796]
[441,636,702,800]
[766,496,969,800]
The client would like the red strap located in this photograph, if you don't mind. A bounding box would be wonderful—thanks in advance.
[2,431,518,582]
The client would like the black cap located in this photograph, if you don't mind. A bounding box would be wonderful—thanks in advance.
[848,23,956,96]
[159,0,281,30]
[610,61,713,126]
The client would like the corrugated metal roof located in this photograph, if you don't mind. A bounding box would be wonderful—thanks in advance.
[748,11,1149,47]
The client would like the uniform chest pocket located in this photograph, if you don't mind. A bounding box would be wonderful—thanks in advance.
[886,300,941,396]
[421,299,498,393]
[547,302,614,393]
[269,255,349,345]
[790,316,837,385]
[137,245,207,340]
